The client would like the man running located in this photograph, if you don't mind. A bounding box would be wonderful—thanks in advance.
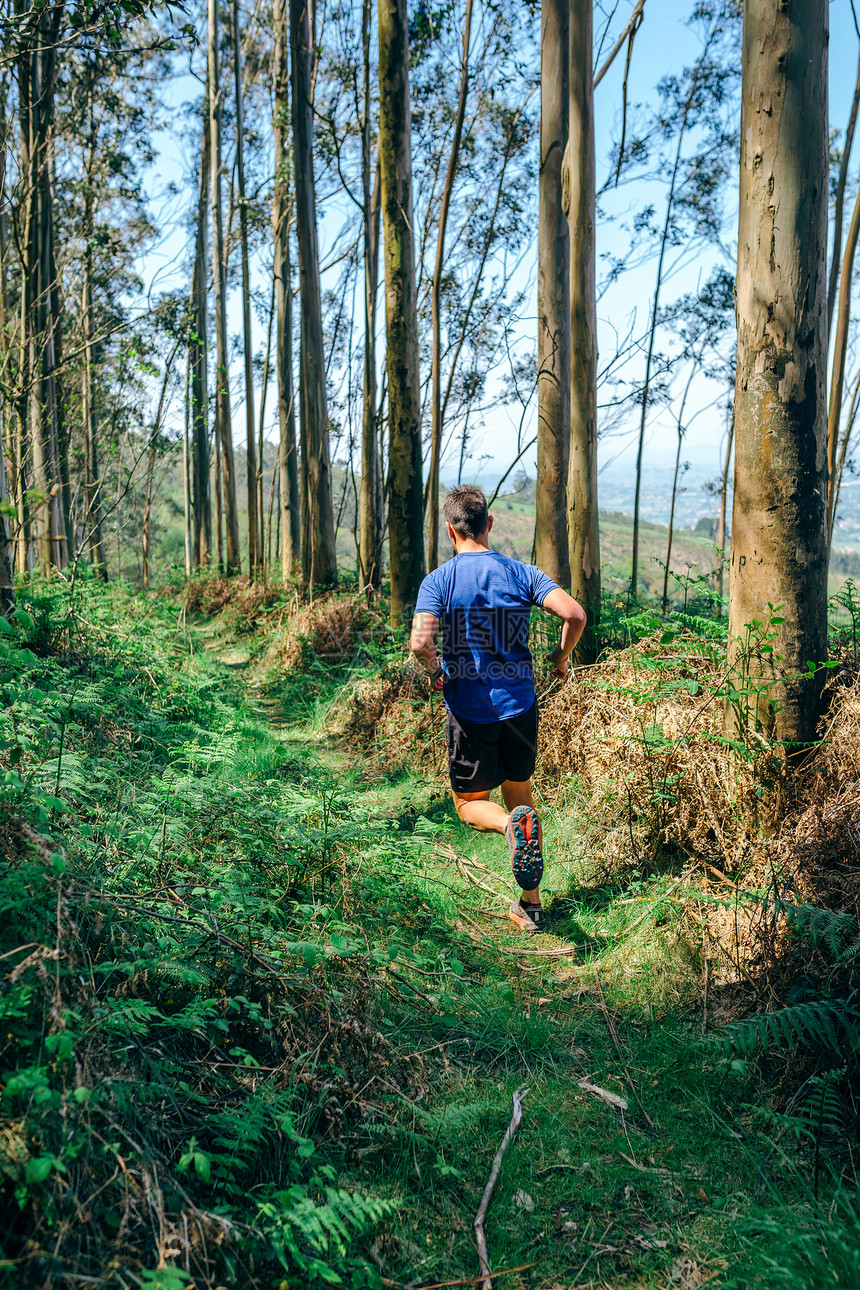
[410,485,587,931]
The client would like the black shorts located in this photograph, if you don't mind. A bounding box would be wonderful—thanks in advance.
[445,701,538,794]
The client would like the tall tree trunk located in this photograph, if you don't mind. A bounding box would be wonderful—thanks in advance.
[378,0,426,624]
[81,236,107,577]
[141,343,180,591]
[290,0,337,586]
[427,0,473,573]
[214,428,224,571]
[728,0,829,750]
[47,132,71,566]
[208,0,242,574]
[827,177,860,544]
[257,281,275,569]
[0,101,16,599]
[535,0,571,588]
[232,0,259,576]
[19,13,66,576]
[359,0,383,593]
[827,42,860,335]
[567,0,600,657]
[81,74,108,579]
[274,0,301,579]
[191,112,212,569]
[0,414,13,611]
[183,359,193,576]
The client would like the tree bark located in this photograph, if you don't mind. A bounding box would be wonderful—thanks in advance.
[81,72,108,579]
[232,0,259,576]
[427,0,473,573]
[18,10,66,576]
[535,0,571,588]
[359,0,383,593]
[257,281,275,569]
[567,0,600,657]
[290,0,338,587]
[728,0,829,750]
[274,0,301,580]
[191,111,212,569]
[379,0,427,624]
[208,0,242,574]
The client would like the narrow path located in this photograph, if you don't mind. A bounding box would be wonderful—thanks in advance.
[203,631,744,1289]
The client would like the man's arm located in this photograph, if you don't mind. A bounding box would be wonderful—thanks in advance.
[410,612,443,684]
[541,588,587,677]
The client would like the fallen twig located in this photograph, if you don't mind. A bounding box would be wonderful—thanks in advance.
[578,1078,628,1111]
[474,1087,529,1290]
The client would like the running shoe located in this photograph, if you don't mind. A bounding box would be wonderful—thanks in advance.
[508,899,547,933]
[505,804,544,891]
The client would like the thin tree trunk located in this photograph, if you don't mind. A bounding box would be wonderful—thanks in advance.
[828,42,860,335]
[81,76,108,582]
[359,0,383,593]
[378,0,427,624]
[662,367,695,610]
[290,0,338,586]
[214,427,224,572]
[567,0,600,657]
[274,0,301,579]
[832,366,860,534]
[232,0,259,576]
[258,280,275,569]
[0,416,13,611]
[728,0,829,750]
[141,342,180,590]
[630,55,705,598]
[208,0,242,574]
[191,110,212,568]
[827,176,860,543]
[183,358,193,576]
[47,130,70,566]
[427,0,473,573]
[716,406,733,607]
[535,0,571,588]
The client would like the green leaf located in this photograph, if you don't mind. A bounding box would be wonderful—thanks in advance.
[25,1156,53,1184]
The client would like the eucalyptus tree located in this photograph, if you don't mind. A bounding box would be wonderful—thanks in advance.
[378,0,425,622]
[728,0,829,750]
[534,0,570,588]
[208,0,242,574]
[232,0,260,575]
[273,0,301,578]
[290,0,338,586]
[567,0,599,655]
[189,109,212,569]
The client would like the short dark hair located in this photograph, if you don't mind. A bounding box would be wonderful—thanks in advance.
[443,485,489,539]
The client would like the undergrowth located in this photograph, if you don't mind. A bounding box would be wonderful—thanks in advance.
[0,575,858,1288]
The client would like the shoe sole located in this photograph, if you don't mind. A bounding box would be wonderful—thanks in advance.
[506,805,543,890]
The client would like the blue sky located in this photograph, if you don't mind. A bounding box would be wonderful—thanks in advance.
[136,0,860,498]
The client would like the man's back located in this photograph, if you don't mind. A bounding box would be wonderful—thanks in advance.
[414,550,558,722]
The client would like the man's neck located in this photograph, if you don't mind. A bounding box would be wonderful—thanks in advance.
[453,537,491,555]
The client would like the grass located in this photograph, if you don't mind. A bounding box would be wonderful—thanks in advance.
[0,576,857,1288]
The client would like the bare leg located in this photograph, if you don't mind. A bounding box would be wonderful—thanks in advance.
[453,783,542,905]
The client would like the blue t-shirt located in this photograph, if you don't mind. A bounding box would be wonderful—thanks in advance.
[414,550,559,723]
